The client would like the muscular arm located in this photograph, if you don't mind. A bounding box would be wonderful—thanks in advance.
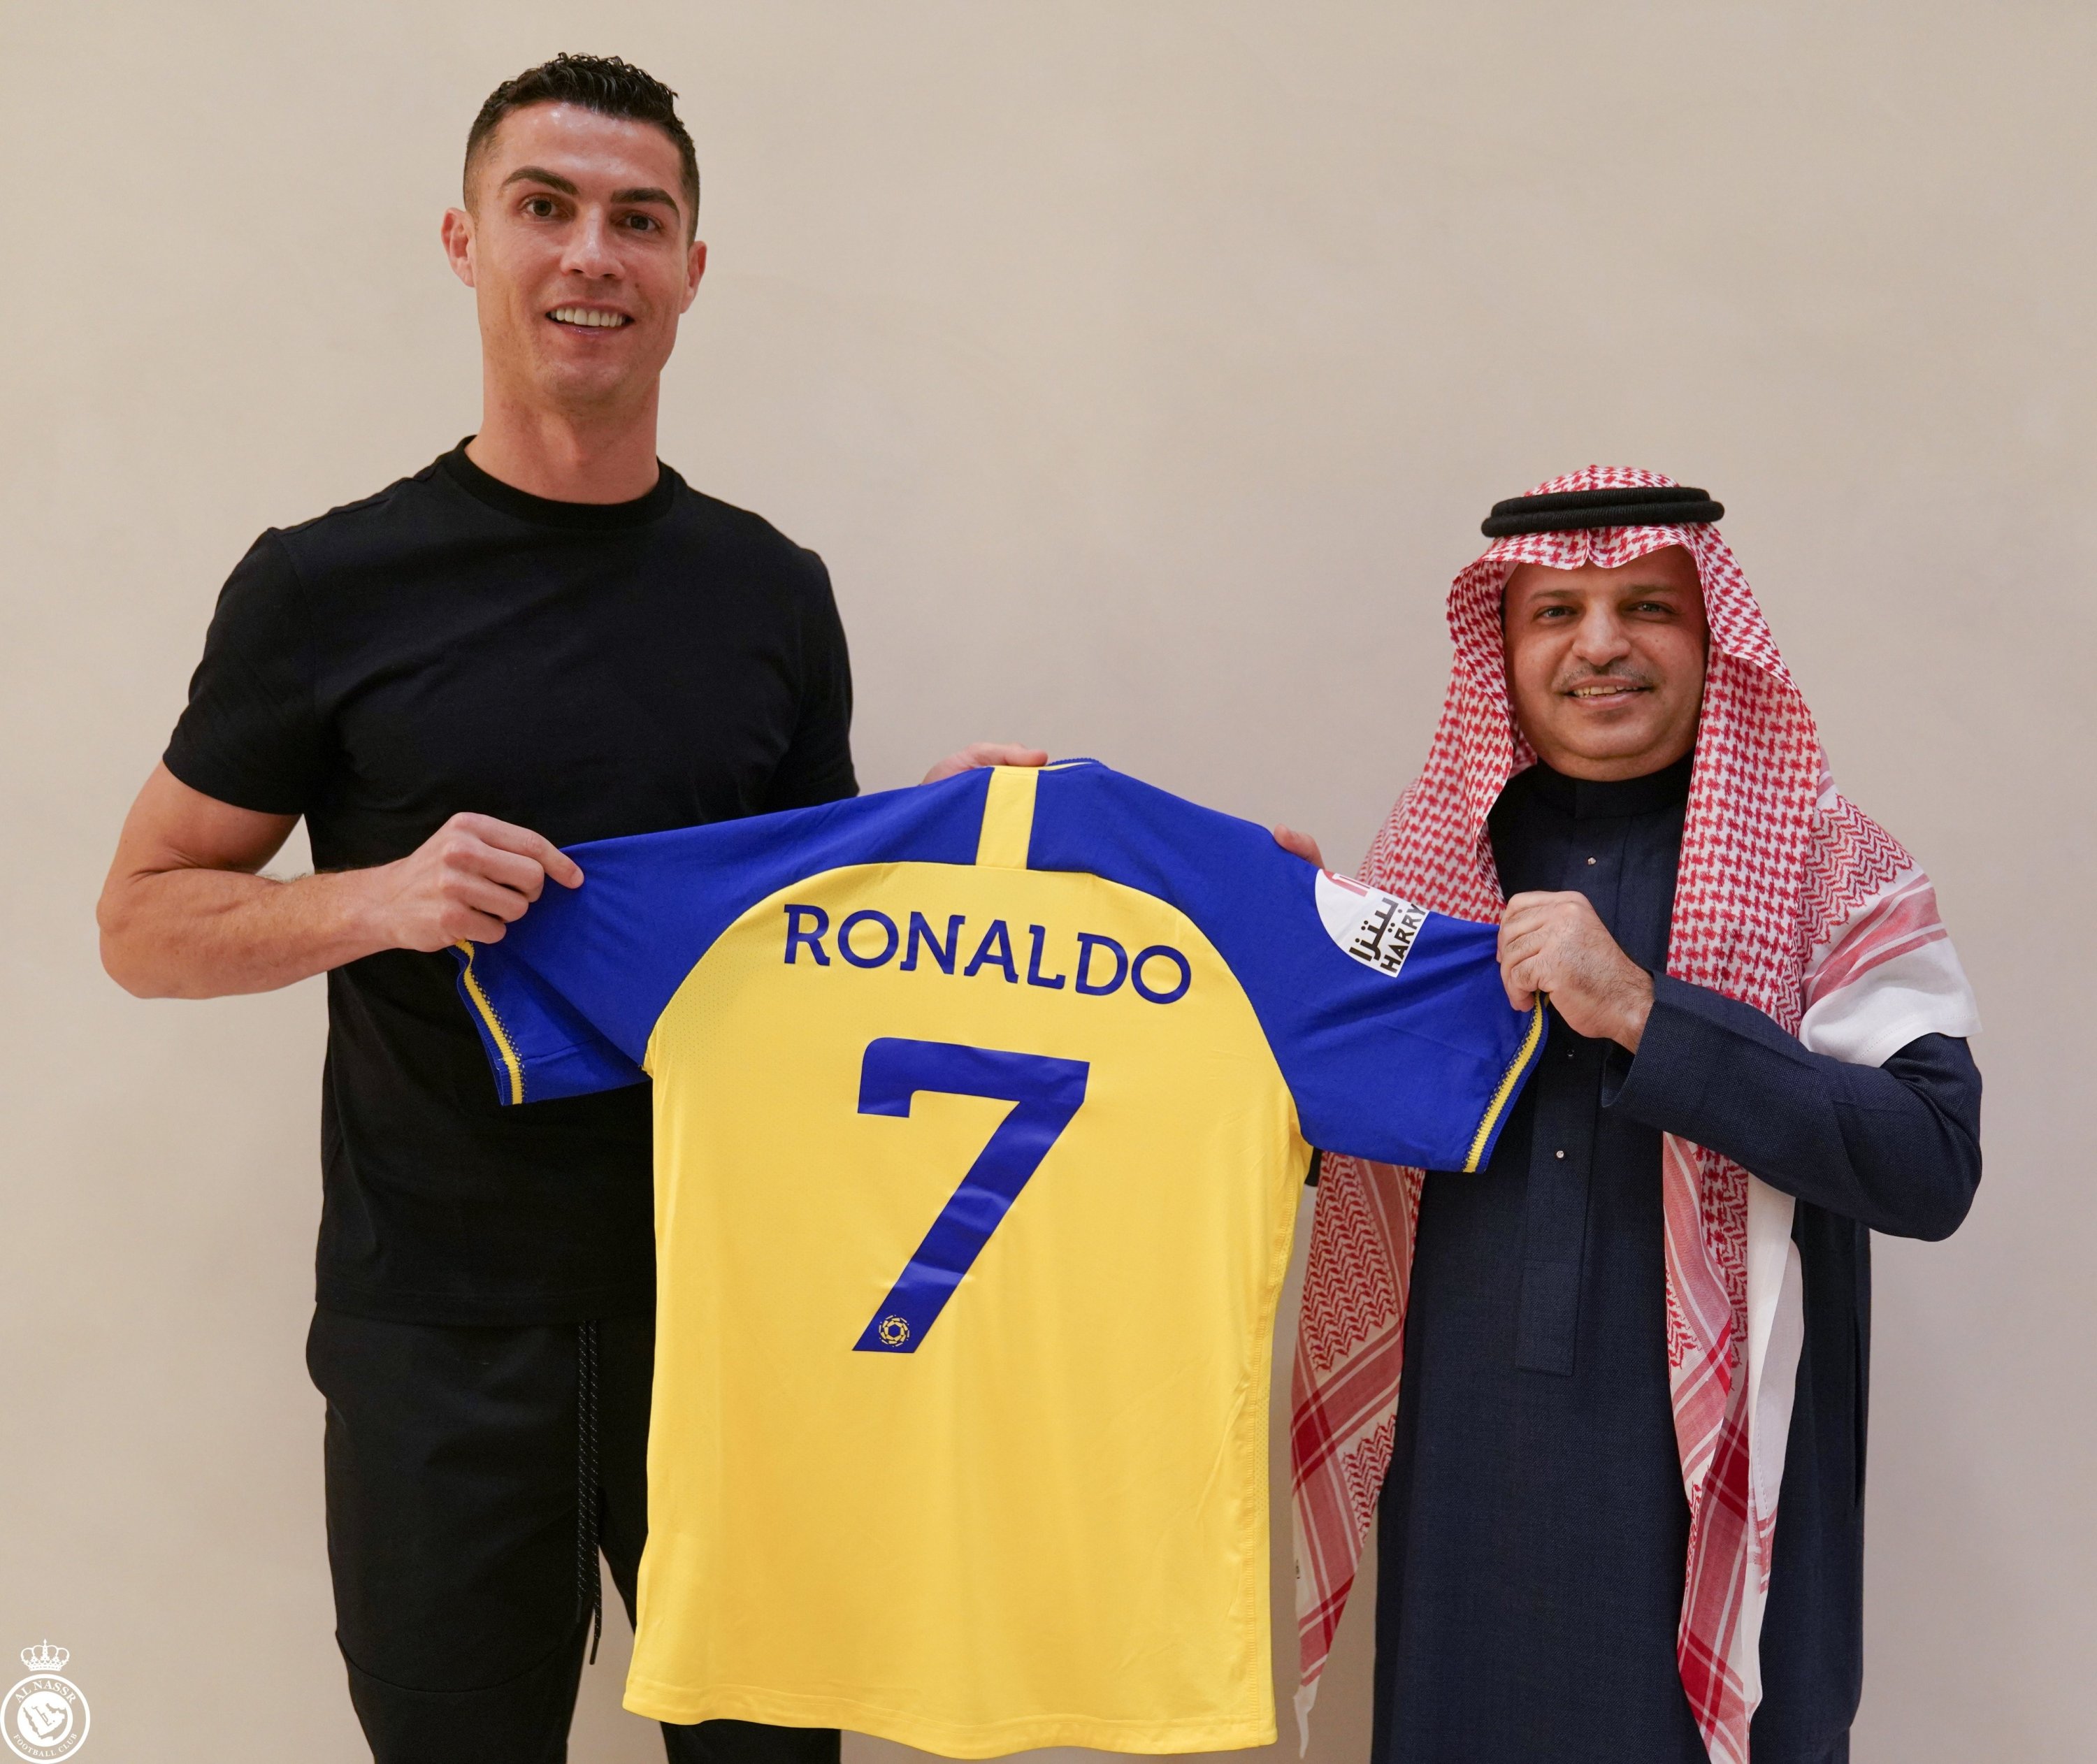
[97,765,580,1000]
[103,731,1046,999]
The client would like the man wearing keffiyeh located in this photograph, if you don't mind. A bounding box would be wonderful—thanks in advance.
[1278,468,1982,1764]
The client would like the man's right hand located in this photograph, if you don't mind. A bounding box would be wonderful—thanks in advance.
[98,765,584,999]
[356,813,584,950]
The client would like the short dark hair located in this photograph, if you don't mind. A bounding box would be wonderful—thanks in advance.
[465,53,700,232]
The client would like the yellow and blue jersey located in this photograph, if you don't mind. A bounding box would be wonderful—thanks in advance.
[454,760,1543,1756]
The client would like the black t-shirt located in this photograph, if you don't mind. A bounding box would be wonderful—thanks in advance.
[164,445,857,1324]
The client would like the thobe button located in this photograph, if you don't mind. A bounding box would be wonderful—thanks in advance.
[1555,1148,1566,1159]
[1585,856,1597,865]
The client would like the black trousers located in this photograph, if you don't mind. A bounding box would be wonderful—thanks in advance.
[308,1307,842,1764]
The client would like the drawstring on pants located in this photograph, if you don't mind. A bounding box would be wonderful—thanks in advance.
[577,1320,604,1664]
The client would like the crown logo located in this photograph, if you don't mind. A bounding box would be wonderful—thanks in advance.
[20,1641,68,1672]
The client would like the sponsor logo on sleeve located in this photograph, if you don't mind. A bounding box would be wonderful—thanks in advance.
[1313,871,1429,978]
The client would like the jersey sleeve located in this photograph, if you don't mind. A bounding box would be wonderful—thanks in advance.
[1025,763,1545,1171]
[1271,869,1545,1170]
[450,767,993,1106]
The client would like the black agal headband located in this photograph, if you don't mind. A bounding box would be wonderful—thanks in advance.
[1480,484,1724,537]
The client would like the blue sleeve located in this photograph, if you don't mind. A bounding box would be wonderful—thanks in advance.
[451,769,993,1106]
[1027,762,1546,1171]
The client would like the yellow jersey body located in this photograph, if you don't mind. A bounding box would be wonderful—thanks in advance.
[455,762,1543,1756]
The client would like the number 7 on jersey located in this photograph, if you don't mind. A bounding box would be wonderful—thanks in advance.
[853,1038,1090,1354]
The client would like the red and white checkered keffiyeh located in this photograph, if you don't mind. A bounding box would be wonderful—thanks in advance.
[1288,466,1979,1763]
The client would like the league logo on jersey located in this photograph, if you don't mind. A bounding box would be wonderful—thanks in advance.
[4,1643,89,1762]
[1313,872,1429,979]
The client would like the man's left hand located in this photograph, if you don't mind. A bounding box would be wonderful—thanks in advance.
[1497,890,1654,1050]
[921,743,1049,784]
[1271,825,1326,869]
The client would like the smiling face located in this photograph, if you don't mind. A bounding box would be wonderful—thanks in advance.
[1501,545,1710,781]
[442,102,705,419]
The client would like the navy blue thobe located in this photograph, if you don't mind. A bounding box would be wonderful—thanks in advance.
[1369,756,1982,1764]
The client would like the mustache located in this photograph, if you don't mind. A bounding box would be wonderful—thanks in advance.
[1552,665,1657,693]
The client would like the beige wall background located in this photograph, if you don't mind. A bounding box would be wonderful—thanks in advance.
[4,3,2092,1761]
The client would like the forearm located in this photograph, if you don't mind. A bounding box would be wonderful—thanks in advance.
[99,864,389,999]
[1608,975,1982,1239]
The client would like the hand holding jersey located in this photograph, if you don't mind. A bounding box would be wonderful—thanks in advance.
[1496,890,1656,1048]
[356,811,586,948]
[360,746,1051,950]
[319,753,1051,957]
[359,750,1053,949]
[1276,831,1668,1048]
[350,755,1057,948]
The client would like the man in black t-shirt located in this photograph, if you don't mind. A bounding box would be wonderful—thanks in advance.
[98,55,1039,1764]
